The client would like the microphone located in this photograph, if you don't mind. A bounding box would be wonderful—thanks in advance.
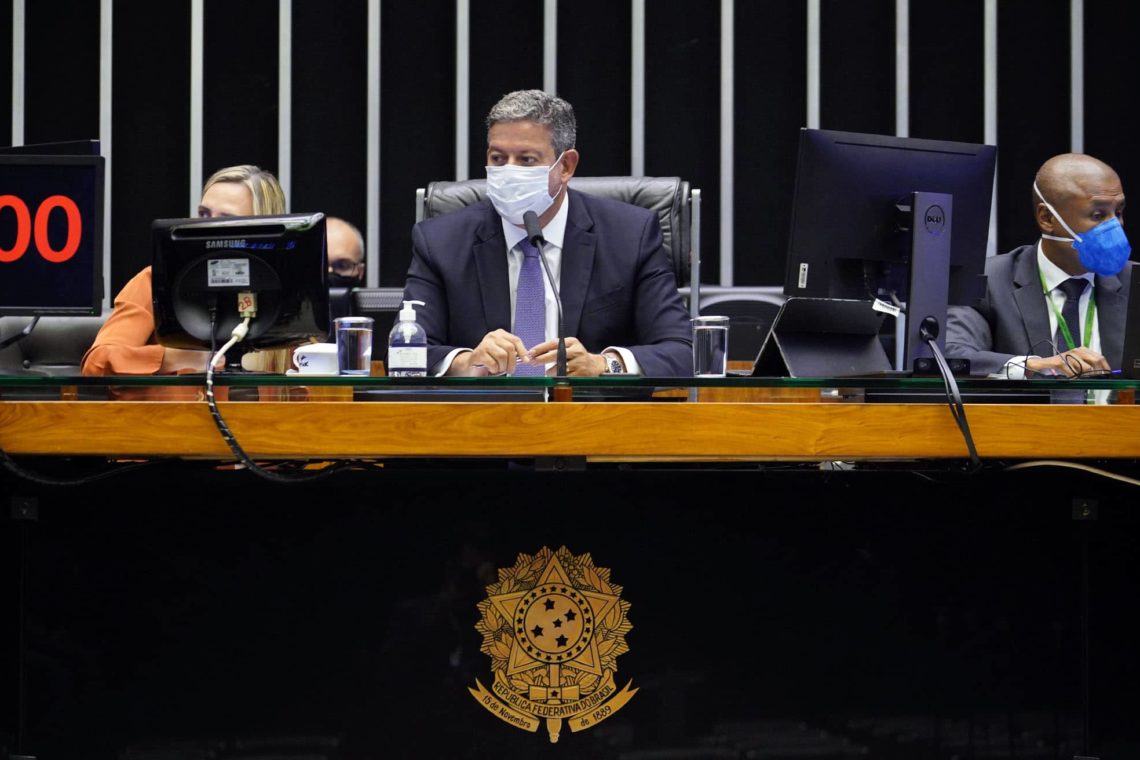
[523,210,568,376]
[522,209,565,376]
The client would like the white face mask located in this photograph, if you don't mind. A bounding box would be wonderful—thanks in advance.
[485,152,565,225]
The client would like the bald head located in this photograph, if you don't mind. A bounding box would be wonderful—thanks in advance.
[1033,152,1126,275]
[326,216,365,285]
[1035,153,1121,209]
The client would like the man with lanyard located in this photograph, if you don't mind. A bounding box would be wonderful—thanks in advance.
[946,153,1132,385]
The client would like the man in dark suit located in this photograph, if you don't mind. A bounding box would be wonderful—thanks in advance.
[401,89,692,377]
[947,153,1131,377]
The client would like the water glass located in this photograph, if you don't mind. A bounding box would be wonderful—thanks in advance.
[335,316,374,375]
[692,315,729,377]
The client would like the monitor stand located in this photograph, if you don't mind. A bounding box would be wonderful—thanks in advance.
[902,191,953,371]
[751,297,893,377]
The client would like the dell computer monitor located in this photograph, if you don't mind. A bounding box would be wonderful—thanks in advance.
[0,154,105,316]
[782,128,996,367]
[151,212,330,351]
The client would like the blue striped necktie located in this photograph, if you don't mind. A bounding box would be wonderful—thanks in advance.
[513,238,546,376]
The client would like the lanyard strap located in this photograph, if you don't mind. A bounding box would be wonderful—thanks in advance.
[1039,269,1096,351]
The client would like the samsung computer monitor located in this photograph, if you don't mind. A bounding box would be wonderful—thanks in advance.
[0,154,104,316]
[781,128,996,369]
[151,212,330,352]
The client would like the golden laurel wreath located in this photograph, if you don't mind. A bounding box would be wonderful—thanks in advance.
[468,546,636,743]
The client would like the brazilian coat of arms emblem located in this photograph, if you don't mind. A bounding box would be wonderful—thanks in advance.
[468,546,636,743]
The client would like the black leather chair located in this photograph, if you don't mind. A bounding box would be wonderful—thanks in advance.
[415,176,701,313]
[0,314,108,376]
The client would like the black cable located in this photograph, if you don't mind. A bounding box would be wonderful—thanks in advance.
[0,447,165,486]
[0,315,40,350]
[203,313,349,484]
[924,331,981,471]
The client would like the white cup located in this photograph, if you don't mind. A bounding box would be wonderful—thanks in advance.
[291,342,339,374]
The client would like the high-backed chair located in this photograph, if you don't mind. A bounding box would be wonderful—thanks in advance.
[0,314,108,376]
[415,176,701,315]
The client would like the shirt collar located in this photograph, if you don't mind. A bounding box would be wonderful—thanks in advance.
[501,190,570,251]
[1036,240,1094,292]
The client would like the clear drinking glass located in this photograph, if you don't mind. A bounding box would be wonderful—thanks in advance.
[691,315,729,377]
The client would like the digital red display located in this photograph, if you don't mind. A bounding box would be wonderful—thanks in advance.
[0,155,103,316]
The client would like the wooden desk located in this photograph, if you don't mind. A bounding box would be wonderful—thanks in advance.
[2,399,1139,461]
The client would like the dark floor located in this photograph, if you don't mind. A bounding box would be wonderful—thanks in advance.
[3,459,1139,759]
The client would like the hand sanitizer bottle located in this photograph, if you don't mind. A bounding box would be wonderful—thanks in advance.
[388,299,427,377]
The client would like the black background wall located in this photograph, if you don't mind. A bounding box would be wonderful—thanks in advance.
[3,0,1138,297]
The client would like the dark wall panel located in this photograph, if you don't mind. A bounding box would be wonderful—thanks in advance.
[909,0,984,144]
[291,0,367,231]
[736,2,806,286]
[379,0,454,286]
[0,0,11,148]
[557,0,631,177]
[1084,0,1140,256]
[202,0,278,180]
[467,0,544,178]
[645,1,720,285]
[111,1,191,293]
[24,0,100,144]
[996,0,1068,256]
[819,0,894,136]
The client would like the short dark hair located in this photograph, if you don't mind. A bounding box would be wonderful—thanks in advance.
[486,89,576,155]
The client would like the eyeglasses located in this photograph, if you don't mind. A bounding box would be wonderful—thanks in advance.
[329,259,362,274]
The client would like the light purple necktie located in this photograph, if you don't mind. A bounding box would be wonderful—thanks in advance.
[513,238,546,376]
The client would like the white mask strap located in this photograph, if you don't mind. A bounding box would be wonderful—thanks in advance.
[1034,181,1082,242]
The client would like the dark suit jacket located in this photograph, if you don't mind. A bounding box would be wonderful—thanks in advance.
[402,189,693,376]
[945,244,1132,375]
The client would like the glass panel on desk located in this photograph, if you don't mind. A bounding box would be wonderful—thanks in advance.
[0,372,1137,404]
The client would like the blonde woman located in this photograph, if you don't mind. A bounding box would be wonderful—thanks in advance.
[82,165,285,376]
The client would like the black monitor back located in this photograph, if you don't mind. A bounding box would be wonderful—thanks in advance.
[782,128,996,307]
[152,213,330,350]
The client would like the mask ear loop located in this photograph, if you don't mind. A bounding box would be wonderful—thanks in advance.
[547,150,568,198]
[1035,182,1083,244]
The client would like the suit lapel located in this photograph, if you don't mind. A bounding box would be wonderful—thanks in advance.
[1010,246,1053,356]
[472,204,512,333]
[560,191,597,338]
[1095,269,1127,366]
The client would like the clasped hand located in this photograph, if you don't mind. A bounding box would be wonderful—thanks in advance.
[450,329,607,376]
[1025,347,1111,378]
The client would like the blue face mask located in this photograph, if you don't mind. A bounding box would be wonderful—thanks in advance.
[1034,181,1132,276]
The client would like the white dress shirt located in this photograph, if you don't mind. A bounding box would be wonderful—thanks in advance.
[999,241,1099,380]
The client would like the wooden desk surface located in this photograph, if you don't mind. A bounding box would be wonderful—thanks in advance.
[2,399,1139,461]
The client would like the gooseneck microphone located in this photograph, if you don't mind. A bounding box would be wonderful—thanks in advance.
[523,210,568,377]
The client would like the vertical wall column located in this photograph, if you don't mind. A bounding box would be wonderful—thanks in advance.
[895,0,908,137]
[189,0,203,213]
[455,0,469,181]
[630,0,645,177]
[100,0,112,309]
[367,0,380,286]
[719,0,733,285]
[543,0,557,94]
[984,0,997,258]
[278,0,291,209]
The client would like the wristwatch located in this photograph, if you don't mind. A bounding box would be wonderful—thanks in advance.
[602,353,624,375]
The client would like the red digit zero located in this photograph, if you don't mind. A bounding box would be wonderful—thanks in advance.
[0,195,32,263]
[0,194,82,263]
[34,195,82,263]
